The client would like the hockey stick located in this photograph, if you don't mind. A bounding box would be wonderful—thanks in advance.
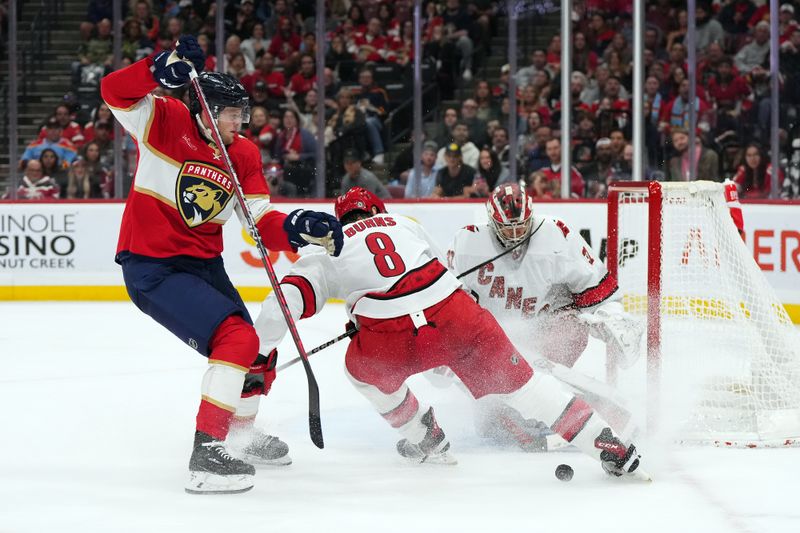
[275,329,354,372]
[277,219,547,373]
[188,69,324,449]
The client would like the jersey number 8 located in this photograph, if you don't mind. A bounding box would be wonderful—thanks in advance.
[365,232,407,277]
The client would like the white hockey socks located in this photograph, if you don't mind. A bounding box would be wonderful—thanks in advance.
[347,371,430,444]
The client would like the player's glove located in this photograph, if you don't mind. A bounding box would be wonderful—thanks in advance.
[242,349,278,397]
[579,302,644,368]
[284,209,344,256]
[152,35,205,89]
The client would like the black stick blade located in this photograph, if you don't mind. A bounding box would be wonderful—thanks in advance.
[309,412,324,449]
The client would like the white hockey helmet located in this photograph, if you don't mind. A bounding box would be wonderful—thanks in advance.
[486,183,534,248]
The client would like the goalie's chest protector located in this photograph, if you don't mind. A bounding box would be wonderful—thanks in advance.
[453,221,576,321]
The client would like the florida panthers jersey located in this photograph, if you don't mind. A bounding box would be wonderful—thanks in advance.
[255,214,462,351]
[101,56,290,259]
[448,216,618,329]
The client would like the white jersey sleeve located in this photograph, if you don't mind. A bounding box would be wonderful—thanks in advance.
[554,217,618,311]
[253,251,337,354]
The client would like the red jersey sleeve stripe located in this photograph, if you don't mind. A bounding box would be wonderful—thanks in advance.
[282,275,317,319]
[574,272,619,308]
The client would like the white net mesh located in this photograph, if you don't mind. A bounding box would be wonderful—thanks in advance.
[611,182,800,446]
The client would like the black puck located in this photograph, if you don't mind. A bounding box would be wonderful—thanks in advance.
[555,463,574,482]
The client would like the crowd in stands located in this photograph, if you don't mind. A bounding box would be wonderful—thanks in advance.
[5,0,800,201]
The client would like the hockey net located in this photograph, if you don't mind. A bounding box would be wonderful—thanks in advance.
[607,181,800,447]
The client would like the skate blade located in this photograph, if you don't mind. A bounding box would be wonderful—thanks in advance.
[185,471,255,495]
[610,468,653,483]
[243,453,293,467]
[627,468,653,482]
[399,451,458,466]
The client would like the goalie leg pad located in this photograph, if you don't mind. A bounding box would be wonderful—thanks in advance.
[500,372,643,472]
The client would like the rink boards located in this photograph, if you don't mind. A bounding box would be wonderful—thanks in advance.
[0,199,798,322]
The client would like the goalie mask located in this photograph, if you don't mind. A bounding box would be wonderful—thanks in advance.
[334,187,387,223]
[189,72,251,138]
[486,183,534,248]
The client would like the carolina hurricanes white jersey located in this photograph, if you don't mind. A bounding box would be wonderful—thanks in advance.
[255,214,462,352]
[448,216,619,345]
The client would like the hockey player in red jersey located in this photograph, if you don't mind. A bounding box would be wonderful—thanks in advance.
[254,187,650,480]
[448,184,644,449]
[101,35,344,494]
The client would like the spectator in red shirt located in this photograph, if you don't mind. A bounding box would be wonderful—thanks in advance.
[733,143,783,198]
[663,42,688,81]
[131,0,159,42]
[241,105,275,158]
[241,51,286,100]
[287,54,317,98]
[346,4,368,34]
[778,4,798,44]
[4,159,61,200]
[422,0,443,42]
[38,104,84,147]
[83,102,114,144]
[351,17,388,62]
[572,31,599,78]
[707,57,751,131]
[268,16,301,62]
[697,41,734,85]
[587,12,615,54]
[541,137,584,198]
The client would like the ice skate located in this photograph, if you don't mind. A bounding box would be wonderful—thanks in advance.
[238,429,292,467]
[594,428,652,482]
[396,408,457,465]
[186,431,256,495]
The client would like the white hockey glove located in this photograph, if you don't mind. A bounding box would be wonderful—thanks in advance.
[579,301,644,369]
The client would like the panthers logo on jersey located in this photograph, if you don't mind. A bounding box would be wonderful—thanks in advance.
[176,161,234,227]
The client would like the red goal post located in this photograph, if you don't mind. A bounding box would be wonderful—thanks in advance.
[606,181,800,447]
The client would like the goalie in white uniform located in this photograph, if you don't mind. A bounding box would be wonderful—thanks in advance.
[447,184,644,450]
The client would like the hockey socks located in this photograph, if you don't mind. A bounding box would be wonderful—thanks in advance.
[197,316,260,439]
[346,371,456,463]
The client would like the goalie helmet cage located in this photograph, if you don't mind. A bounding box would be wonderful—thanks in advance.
[606,181,800,448]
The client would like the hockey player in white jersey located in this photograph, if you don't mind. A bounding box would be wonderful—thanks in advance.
[253,187,650,479]
[447,183,644,449]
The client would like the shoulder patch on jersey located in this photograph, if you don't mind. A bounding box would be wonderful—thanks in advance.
[463,225,478,232]
[176,161,235,227]
[555,219,570,238]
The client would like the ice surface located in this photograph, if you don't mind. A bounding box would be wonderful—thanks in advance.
[1,302,799,533]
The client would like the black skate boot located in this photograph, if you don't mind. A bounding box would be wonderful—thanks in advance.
[396,407,457,465]
[594,427,651,481]
[239,429,292,466]
[185,431,256,494]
